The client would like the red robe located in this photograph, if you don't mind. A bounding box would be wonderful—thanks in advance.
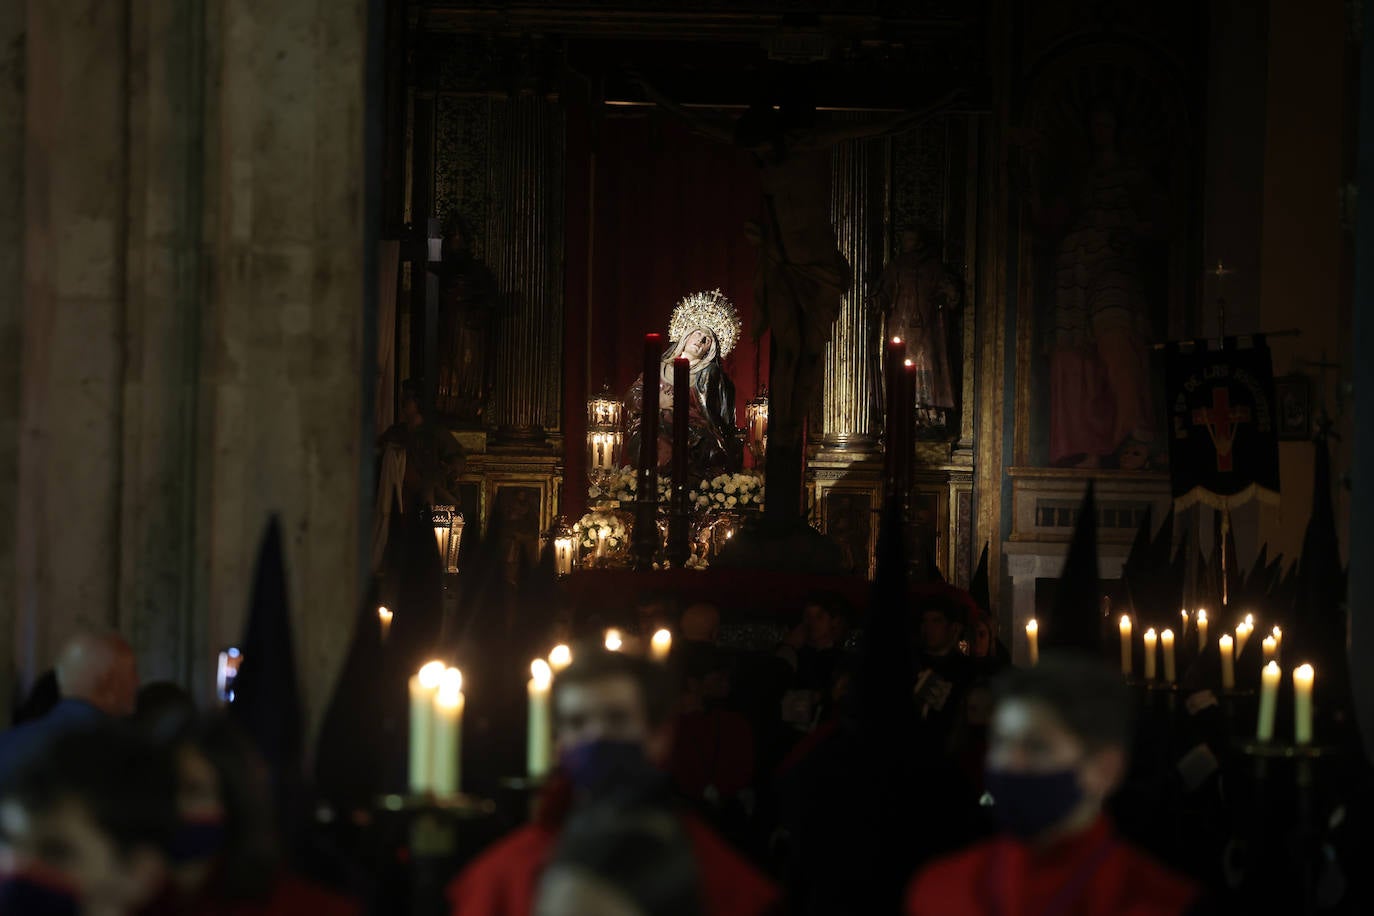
[905,817,1199,916]
[448,777,780,916]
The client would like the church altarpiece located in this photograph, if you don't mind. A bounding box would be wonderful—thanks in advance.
[393,19,989,593]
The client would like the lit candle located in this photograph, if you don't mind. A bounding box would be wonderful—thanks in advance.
[1236,619,1252,657]
[528,659,553,779]
[1180,608,1189,637]
[432,667,464,795]
[650,628,672,662]
[553,537,574,576]
[408,661,445,793]
[1196,610,1208,651]
[604,628,623,652]
[378,606,393,643]
[1261,635,1277,666]
[1256,661,1281,741]
[1271,625,1283,655]
[1119,615,1133,676]
[1293,664,1315,745]
[1143,628,1158,680]
[1161,629,1176,682]
[596,528,609,560]
[1219,634,1235,689]
[1025,619,1039,666]
[549,644,572,674]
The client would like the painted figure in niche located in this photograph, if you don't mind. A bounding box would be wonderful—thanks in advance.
[433,214,497,425]
[1024,97,1169,469]
[625,290,744,480]
[871,228,963,436]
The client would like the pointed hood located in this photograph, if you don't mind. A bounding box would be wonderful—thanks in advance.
[1043,482,1102,654]
[1291,435,1348,694]
[969,543,990,614]
[859,495,916,745]
[228,517,305,846]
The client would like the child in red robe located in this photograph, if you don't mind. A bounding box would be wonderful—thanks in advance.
[448,648,779,916]
[906,652,1203,916]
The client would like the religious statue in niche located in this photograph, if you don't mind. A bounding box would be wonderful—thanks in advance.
[871,228,963,436]
[433,213,497,426]
[629,67,964,520]
[625,289,744,481]
[1018,65,1177,470]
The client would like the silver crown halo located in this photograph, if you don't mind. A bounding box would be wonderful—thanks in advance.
[668,289,742,359]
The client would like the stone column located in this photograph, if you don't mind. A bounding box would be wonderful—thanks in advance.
[488,94,565,443]
[818,137,882,451]
[0,2,24,721]
[17,0,130,687]
[198,0,369,733]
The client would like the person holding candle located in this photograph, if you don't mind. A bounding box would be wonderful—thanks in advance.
[624,292,744,480]
[448,649,779,916]
[905,652,1200,915]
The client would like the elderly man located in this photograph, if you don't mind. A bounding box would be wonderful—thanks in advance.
[0,630,140,787]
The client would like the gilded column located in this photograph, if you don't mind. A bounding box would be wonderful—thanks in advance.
[818,137,882,450]
[488,94,565,442]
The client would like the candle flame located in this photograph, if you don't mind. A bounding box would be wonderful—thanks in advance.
[891,336,903,345]
[903,358,914,367]
[378,606,392,622]
[549,644,572,671]
[1244,613,1254,626]
[1145,627,1157,638]
[1197,609,1208,623]
[531,658,553,688]
[1295,663,1314,680]
[651,628,672,653]
[1119,615,1131,629]
[440,666,463,694]
[1161,628,1174,640]
[1025,619,1037,634]
[436,684,462,709]
[604,629,623,652]
[1219,634,1233,648]
[418,660,446,689]
[1272,625,1282,638]
[1264,660,1281,675]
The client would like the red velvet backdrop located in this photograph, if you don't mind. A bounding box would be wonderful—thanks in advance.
[564,111,769,515]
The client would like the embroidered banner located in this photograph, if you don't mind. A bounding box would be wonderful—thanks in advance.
[1166,336,1280,510]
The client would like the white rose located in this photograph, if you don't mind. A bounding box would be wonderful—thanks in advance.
[714,493,726,503]
[726,496,737,507]
[697,496,709,507]
[725,483,738,494]
[740,494,751,504]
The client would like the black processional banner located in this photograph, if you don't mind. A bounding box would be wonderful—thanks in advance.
[1166,335,1280,510]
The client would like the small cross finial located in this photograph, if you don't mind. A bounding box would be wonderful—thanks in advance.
[1209,260,1233,280]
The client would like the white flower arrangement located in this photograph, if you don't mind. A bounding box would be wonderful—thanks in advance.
[689,472,764,510]
[588,467,672,506]
[573,510,628,551]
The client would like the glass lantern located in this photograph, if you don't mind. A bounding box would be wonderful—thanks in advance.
[551,516,575,577]
[745,390,769,464]
[586,385,623,487]
[431,505,465,574]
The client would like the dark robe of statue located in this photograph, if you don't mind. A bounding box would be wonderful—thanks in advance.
[624,329,743,481]
[433,218,497,425]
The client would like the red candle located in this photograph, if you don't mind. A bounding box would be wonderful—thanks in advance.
[672,357,689,488]
[639,334,663,474]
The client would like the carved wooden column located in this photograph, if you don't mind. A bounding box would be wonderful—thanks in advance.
[488,94,565,444]
[819,137,883,452]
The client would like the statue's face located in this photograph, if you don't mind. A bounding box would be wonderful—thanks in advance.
[682,330,712,361]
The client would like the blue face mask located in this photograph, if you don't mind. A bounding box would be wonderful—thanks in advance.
[169,816,227,862]
[559,739,655,797]
[983,767,1085,840]
[0,871,81,916]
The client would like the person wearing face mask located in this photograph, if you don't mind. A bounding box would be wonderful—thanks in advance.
[0,723,176,916]
[448,647,780,916]
[144,716,360,916]
[904,652,1203,916]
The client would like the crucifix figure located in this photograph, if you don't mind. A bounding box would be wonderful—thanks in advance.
[629,69,963,523]
[1191,387,1251,472]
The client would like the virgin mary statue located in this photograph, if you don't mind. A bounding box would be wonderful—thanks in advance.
[625,289,744,480]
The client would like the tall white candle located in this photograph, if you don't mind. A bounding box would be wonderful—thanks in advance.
[408,661,445,793]
[1196,610,1208,651]
[1219,634,1235,689]
[1271,625,1283,655]
[1119,615,1133,676]
[378,606,393,643]
[528,659,553,779]
[650,628,672,662]
[1025,619,1039,666]
[1180,609,1189,638]
[1143,628,1158,680]
[432,667,464,795]
[1293,664,1315,745]
[1256,661,1280,741]
[1161,629,1176,683]
[1236,620,1252,657]
[549,644,573,674]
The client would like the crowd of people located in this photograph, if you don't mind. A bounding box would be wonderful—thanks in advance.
[0,576,1242,915]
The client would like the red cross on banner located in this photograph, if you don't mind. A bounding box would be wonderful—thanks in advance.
[1191,387,1252,472]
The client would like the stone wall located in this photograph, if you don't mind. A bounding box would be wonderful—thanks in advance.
[6,0,370,740]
